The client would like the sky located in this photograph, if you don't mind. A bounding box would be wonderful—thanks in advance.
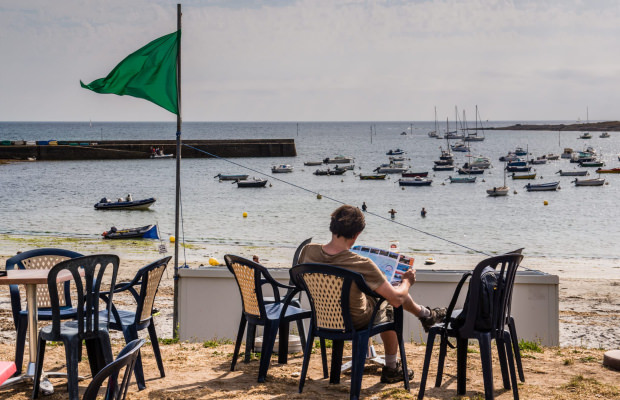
[1,0,620,122]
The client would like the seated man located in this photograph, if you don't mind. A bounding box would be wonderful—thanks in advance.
[298,204,445,383]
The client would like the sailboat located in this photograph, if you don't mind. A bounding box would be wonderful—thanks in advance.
[428,107,439,138]
[464,105,485,142]
[578,107,591,139]
[487,163,509,196]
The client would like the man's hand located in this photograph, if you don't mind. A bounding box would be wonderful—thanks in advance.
[402,268,416,285]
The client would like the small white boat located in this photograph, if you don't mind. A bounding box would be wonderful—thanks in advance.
[324,156,354,164]
[573,178,605,186]
[487,186,509,196]
[600,132,610,138]
[304,161,323,166]
[556,170,588,177]
[272,164,293,173]
[579,132,592,139]
[398,177,432,186]
[375,163,408,174]
[546,153,560,160]
[389,156,405,162]
[424,257,436,265]
[150,153,173,159]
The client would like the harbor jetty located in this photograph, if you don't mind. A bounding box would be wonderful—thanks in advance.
[0,139,296,161]
[487,120,620,131]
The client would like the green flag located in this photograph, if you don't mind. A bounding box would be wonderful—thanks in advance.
[81,30,180,114]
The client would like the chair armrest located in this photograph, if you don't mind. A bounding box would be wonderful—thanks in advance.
[445,271,472,322]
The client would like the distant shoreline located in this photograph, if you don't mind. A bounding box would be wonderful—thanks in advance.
[487,120,620,131]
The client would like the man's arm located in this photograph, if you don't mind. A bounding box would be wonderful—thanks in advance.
[374,268,416,308]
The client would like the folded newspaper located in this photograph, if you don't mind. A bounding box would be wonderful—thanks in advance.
[351,245,414,285]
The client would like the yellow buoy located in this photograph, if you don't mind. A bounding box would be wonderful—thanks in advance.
[242,211,248,218]
[544,200,549,206]
[209,257,219,266]
[169,236,175,243]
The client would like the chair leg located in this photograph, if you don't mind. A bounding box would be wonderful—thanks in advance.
[330,340,344,384]
[479,335,494,400]
[320,338,328,378]
[509,316,525,382]
[31,336,46,399]
[418,330,436,400]
[231,315,247,371]
[503,331,520,400]
[496,335,511,389]
[122,325,145,390]
[396,329,410,391]
[350,331,370,400]
[295,318,307,350]
[435,333,448,388]
[14,315,27,376]
[299,328,314,393]
[64,338,82,400]
[456,338,468,396]
[245,322,257,363]
[257,320,279,383]
[278,321,289,364]
[148,322,166,378]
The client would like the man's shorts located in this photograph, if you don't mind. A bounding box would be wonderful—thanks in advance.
[353,298,394,330]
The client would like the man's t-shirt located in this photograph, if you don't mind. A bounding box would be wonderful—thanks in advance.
[298,243,387,327]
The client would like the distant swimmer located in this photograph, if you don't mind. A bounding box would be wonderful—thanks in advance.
[388,208,397,219]
[421,207,427,218]
[362,202,367,212]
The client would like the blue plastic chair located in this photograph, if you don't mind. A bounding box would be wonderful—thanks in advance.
[417,253,524,400]
[225,254,313,383]
[290,263,410,400]
[32,254,120,400]
[5,248,83,376]
[98,256,171,390]
[82,339,145,400]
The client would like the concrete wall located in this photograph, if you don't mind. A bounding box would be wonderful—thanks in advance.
[177,267,559,346]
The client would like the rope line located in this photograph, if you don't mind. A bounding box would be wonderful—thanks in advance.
[182,143,492,257]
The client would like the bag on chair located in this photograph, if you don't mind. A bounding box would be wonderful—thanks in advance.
[452,266,498,331]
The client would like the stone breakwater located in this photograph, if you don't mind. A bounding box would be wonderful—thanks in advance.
[0,138,297,160]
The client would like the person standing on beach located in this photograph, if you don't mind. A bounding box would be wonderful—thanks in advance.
[421,207,427,218]
[298,205,446,383]
[362,202,367,212]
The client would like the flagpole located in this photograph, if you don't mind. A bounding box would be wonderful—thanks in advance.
[173,2,182,338]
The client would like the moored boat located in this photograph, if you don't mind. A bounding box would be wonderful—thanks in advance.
[314,168,346,176]
[432,164,455,171]
[94,197,156,210]
[579,160,604,167]
[304,161,323,166]
[324,155,354,164]
[451,142,469,152]
[398,177,432,186]
[150,153,173,159]
[359,174,386,180]
[236,178,268,188]
[214,173,249,181]
[486,186,509,196]
[556,170,588,176]
[386,148,405,155]
[595,167,620,174]
[458,167,484,175]
[524,182,560,192]
[272,164,293,173]
[448,176,476,183]
[374,163,408,174]
[506,165,532,173]
[401,171,429,178]
[529,157,547,165]
[389,156,406,162]
[102,224,158,239]
[561,148,574,159]
[515,147,528,156]
[600,132,610,138]
[573,178,605,186]
[579,132,592,139]
[512,173,536,180]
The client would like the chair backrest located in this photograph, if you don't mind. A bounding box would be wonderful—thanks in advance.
[5,248,84,322]
[134,256,171,325]
[290,263,377,333]
[47,254,119,339]
[82,338,145,400]
[458,253,523,338]
[225,254,275,320]
[291,237,312,267]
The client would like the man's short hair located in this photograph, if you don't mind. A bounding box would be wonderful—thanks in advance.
[330,205,365,239]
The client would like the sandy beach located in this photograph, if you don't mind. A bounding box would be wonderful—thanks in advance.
[0,236,618,399]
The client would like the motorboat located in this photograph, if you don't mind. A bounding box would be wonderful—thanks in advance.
[303,161,323,166]
[556,170,588,176]
[511,173,536,180]
[487,186,509,197]
[386,149,405,155]
[469,156,492,169]
[401,171,429,178]
[515,147,528,156]
[499,152,520,162]
[546,153,560,160]
[398,177,432,186]
[448,176,476,183]
[102,224,158,239]
[359,174,386,180]
[596,168,620,174]
[573,178,605,186]
[561,148,573,159]
[272,164,293,173]
[236,178,268,188]
[214,173,249,181]
[150,153,173,159]
[579,132,592,139]
[94,197,156,210]
[579,160,604,167]
[529,157,547,165]
[524,182,560,192]
[374,163,408,174]
[600,132,610,138]
[314,168,346,176]
[451,142,469,152]
[389,156,406,162]
[334,164,355,171]
[506,165,532,173]
[432,164,455,171]
[323,156,354,164]
[458,167,484,175]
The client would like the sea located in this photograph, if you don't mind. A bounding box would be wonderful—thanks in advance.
[0,121,619,260]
